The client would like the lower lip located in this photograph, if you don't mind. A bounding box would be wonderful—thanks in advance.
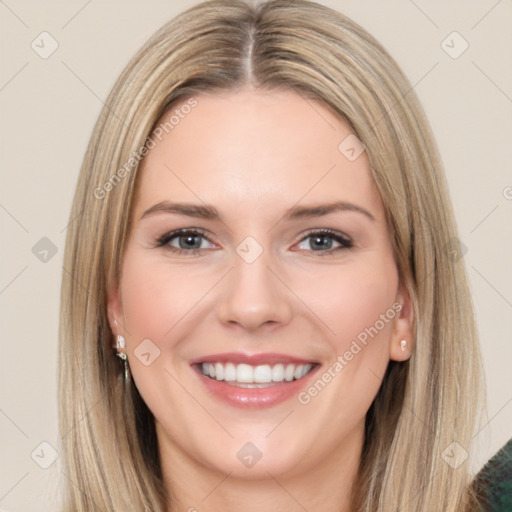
[193,366,319,408]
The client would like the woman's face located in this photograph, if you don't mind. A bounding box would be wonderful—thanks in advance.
[108,86,412,481]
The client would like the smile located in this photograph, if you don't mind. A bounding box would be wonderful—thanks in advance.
[191,353,320,408]
[199,362,315,387]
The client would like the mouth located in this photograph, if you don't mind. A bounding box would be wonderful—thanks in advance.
[190,353,320,408]
[196,362,315,388]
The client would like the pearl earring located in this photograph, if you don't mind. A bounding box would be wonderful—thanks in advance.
[115,334,126,359]
[113,318,129,381]
[400,339,407,351]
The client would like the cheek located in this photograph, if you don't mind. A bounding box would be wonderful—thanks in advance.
[120,247,399,356]
[287,261,399,447]
[119,251,209,345]
[303,255,399,416]
[308,257,399,350]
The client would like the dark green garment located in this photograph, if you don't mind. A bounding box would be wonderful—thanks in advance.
[474,439,512,511]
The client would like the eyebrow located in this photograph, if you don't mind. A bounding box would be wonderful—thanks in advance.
[139,200,375,222]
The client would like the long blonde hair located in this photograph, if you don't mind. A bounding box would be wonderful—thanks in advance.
[58,1,485,510]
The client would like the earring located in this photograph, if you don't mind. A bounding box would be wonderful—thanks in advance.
[113,319,130,381]
[115,334,126,359]
[400,339,407,352]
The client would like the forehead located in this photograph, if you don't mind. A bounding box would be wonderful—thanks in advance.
[133,87,383,222]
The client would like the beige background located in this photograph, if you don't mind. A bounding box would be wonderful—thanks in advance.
[1,1,511,510]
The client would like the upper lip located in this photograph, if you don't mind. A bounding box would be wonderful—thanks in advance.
[189,352,318,366]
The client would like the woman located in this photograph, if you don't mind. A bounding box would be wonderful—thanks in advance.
[58,1,486,510]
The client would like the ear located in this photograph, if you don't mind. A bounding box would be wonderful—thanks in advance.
[106,275,124,337]
[389,284,414,362]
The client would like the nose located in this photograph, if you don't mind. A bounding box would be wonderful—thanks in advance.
[216,247,293,333]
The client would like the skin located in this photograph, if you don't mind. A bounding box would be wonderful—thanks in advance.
[107,85,413,512]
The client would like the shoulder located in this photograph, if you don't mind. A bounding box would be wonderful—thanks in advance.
[473,438,512,511]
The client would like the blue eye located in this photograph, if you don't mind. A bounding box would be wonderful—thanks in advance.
[155,229,213,254]
[155,228,353,256]
[296,230,353,255]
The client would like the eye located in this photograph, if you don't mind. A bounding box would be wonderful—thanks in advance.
[295,229,353,255]
[154,228,353,256]
[155,229,215,254]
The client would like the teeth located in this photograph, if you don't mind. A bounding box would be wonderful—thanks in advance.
[271,363,284,381]
[254,364,272,383]
[237,364,254,383]
[284,364,295,382]
[224,362,236,381]
[215,362,224,380]
[200,362,313,384]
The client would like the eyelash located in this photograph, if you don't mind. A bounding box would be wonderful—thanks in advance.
[154,228,354,256]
